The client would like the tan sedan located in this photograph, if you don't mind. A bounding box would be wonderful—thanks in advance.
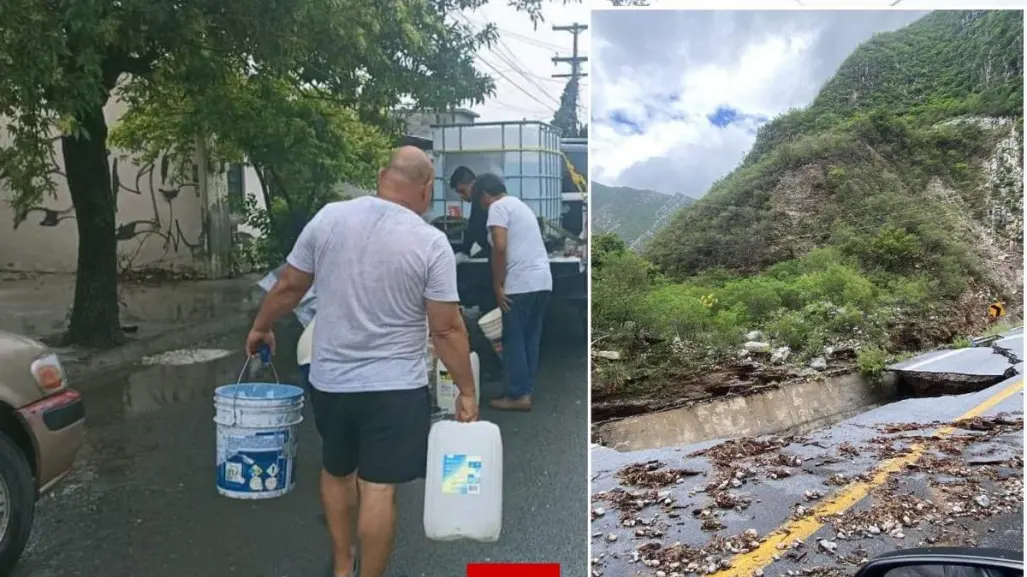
[0,330,85,573]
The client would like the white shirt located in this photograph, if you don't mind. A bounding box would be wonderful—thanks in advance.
[287,196,459,393]
[485,196,553,295]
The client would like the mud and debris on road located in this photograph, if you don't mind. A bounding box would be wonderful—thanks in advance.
[590,386,1025,577]
[619,460,704,487]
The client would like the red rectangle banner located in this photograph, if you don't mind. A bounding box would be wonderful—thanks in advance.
[466,563,560,577]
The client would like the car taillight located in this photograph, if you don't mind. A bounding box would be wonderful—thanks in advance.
[30,353,66,394]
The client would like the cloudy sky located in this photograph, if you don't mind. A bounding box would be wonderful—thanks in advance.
[463,1,591,123]
[591,9,938,197]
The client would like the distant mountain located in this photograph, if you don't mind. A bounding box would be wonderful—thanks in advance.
[591,182,695,249]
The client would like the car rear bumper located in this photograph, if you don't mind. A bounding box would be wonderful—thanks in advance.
[16,389,85,495]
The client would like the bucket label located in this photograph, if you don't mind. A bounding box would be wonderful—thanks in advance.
[217,431,292,493]
[436,371,458,412]
[441,453,482,495]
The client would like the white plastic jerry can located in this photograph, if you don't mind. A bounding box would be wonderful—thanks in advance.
[435,352,480,415]
[423,420,503,542]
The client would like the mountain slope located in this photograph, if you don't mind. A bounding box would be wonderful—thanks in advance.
[591,182,694,248]
[592,10,1023,402]
[645,10,1023,308]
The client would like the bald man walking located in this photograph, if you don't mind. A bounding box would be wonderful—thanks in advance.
[246,147,479,577]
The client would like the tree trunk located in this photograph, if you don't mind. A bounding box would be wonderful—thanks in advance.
[62,102,124,347]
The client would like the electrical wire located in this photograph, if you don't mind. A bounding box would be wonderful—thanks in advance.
[473,52,557,112]
[458,12,561,107]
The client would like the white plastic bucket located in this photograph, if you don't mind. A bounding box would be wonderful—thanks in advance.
[213,382,304,500]
[297,317,316,367]
[477,308,503,358]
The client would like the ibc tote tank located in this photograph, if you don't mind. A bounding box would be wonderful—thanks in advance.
[427,121,563,224]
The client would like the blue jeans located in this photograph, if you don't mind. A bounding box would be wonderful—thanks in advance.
[501,291,551,398]
[300,364,311,394]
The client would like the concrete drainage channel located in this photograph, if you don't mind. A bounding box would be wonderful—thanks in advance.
[593,327,1024,453]
[594,372,897,452]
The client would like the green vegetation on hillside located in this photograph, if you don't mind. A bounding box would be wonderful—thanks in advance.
[592,10,1023,399]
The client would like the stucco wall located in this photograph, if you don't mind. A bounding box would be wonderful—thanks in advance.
[0,98,213,274]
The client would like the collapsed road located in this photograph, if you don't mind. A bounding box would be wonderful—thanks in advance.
[591,336,1024,577]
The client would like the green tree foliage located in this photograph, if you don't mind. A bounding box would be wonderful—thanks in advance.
[551,77,584,137]
[591,231,628,271]
[109,74,393,269]
[0,0,555,347]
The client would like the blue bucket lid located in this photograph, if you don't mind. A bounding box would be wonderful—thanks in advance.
[215,383,305,400]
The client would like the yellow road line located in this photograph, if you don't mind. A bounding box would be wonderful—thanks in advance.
[722,379,1024,577]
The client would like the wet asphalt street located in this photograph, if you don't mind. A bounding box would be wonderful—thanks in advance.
[13,308,588,577]
[592,375,1024,577]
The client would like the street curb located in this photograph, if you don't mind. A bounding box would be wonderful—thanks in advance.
[58,307,257,383]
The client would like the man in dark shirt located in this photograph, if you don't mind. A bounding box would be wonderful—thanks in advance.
[449,166,490,259]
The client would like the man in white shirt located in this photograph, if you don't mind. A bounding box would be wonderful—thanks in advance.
[476,172,553,412]
[245,147,478,577]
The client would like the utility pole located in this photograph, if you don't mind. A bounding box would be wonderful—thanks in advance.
[552,23,588,135]
[551,23,588,83]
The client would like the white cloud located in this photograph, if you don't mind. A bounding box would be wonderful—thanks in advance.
[463,1,591,124]
[592,28,820,184]
[590,10,927,197]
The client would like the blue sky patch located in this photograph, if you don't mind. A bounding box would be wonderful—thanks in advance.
[707,106,740,127]
[609,110,645,135]
[706,106,770,130]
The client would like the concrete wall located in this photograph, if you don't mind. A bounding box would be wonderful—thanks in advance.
[0,98,228,275]
[595,373,899,452]
[238,165,266,240]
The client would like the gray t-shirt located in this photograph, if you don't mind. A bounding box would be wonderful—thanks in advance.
[287,196,459,393]
[486,196,553,295]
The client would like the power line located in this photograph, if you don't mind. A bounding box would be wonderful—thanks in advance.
[458,13,560,107]
[551,23,588,82]
[474,53,556,112]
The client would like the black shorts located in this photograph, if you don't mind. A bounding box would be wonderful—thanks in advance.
[308,386,431,484]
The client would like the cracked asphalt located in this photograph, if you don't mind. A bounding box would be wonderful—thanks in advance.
[591,375,1024,577]
[13,306,588,577]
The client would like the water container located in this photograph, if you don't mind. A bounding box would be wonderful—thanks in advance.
[423,420,503,542]
[213,380,304,500]
[435,352,480,415]
[427,122,562,224]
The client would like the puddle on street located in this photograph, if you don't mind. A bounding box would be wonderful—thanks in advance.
[81,345,302,428]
